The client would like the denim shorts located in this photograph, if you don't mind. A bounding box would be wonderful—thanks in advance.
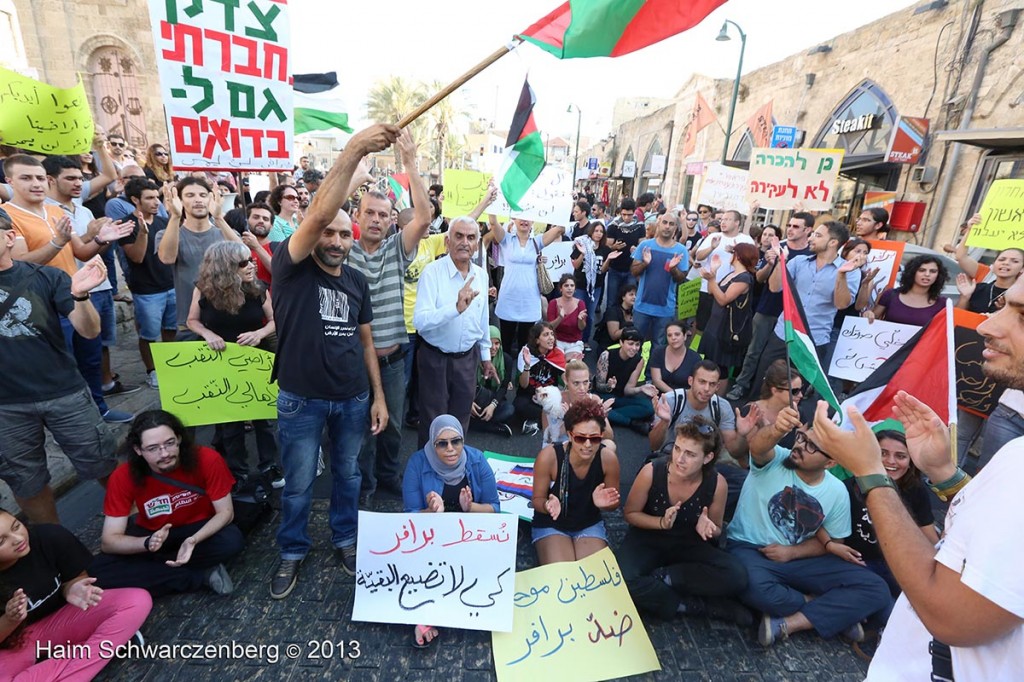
[133,290,177,341]
[90,289,117,346]
[531,520,607,544]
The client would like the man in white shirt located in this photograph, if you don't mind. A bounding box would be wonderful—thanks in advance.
[691,210,755,332]
[413,216,495,447]
[812,274,1024,681]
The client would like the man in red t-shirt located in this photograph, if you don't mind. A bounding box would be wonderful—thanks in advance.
[240,201,276,286]
[90,411,244,597]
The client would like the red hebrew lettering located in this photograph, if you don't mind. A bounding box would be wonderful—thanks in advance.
[202,118,233,157]
[266,130,287,158]
[264,44,288,82]
[232,36,262,78]
[205,28,233,72]
[171,117,202,154]
[239,128,264,156]
[162,22,204,66]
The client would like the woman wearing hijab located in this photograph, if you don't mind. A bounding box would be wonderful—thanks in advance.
[470,327,515,437]
[401,415,501,648]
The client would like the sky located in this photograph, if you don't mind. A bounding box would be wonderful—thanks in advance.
[289,0,920,143]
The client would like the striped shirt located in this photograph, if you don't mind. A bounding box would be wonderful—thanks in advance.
[347,233,413,349]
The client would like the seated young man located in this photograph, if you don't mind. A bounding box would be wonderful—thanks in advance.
[726,405,891,646]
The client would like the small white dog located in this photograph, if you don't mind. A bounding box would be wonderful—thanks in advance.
[533,386,566,446]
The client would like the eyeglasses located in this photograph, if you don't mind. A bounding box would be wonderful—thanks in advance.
[237,257,256,268]
[434,437,464,450]
[140,437,179,455]
[794,432,827,457]
[569,432,603,445]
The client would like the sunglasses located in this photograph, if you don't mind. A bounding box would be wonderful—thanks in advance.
[109,141,126,148]
[685,420,716,435]
[155,151,169,157]
[434,437,464,450]
[569,432,603,445]
[282,194,298,201]
[699,210,711,214]
[776,384,804,395]
[686,217,698,221]
[237,257,256,268]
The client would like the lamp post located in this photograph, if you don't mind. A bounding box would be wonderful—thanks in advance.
[716,20,747,164]
[568,104,582,187]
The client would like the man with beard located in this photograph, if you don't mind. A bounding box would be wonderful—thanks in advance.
[812,274,1024,679]
[239,202,276,286]
[297,185,310,211]
[156,177,241,338]
[727,408,890,647]
[268,124,397,598]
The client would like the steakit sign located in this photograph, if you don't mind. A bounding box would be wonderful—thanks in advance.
[885,116,930,165]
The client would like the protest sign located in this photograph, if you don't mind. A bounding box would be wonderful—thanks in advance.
[965,180,1024,251]
[484,452,535,522]
[146,0,292,170]
[353,511,518,631]
[746,148,844,211]
[828,317,920,383]
[953,308,1001,417]
[442,167,573,226]
[865,239,905,299]
[542,241,574,283]
[151,342,277,426]
[676,277,701,319]
[0,67,94,154]
[696,163,749,215]
[492,547,660,682]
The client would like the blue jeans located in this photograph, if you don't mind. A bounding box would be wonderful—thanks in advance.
[90,289,117,347]
[133,290,177,341]
[60,316,108,414]
[632,310,669,345]
[358,358,406,494]
[728,543,891,638]
[276,388,369,560]
[978,403,1024,470]
[604,270,635,313]
[573,287,601,343]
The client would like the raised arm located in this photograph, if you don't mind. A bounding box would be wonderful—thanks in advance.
[85,131,118,200]
[399,130,433,256]
[747,405,800,466]
[157,183,183,264]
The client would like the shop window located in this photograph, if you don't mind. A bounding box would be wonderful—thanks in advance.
[87,46,148,149]
[641,137,663,174]
[812,80,897,159]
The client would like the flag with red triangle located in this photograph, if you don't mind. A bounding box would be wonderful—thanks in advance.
[499,79,546,211]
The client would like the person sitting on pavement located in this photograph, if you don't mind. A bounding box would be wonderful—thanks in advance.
[594,326,657,432]
[596,283,635,348]
[401,414,500,648]
[0,511,152,679]
[531,396,620,565]
[647,319,701,394]
[470,326,516,437]
[728,406,892,647]
[541,359,615,444]
[513,322,566,437]
[90,410,244,598]
[546,273,588,361]
[620,417,751,625]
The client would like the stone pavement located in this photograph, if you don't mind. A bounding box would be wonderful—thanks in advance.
[29,328,870,681]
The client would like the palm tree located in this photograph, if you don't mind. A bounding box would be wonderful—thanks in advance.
[366,76,428,170]
[424,80,470,181]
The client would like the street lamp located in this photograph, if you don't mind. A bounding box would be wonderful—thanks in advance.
[716,20,747,164]
[567,104,582,187]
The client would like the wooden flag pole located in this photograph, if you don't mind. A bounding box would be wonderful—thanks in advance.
[397,39,522,128]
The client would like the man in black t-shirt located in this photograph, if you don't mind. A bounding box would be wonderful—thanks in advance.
[604,198,644,317]
[268,124,399,600]
[0,208,116,524]
[119,178,176,389]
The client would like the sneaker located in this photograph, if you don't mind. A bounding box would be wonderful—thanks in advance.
[270,558,302,599]
[630,418,651,435]
[102,408,135,424]
[841,621,865,643]
[316,447,326,478]
[130,630,145,648]
[205,563,234,595]
[261,465,285,489]
[102,380,142,397]
[336,544,357,576]
[146,371,159,389]
[725,388,744,402]
[759,614,789,647]
[522,420,540,437]
[495,423,513,438]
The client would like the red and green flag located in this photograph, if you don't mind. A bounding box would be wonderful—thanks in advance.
[519,0,728,59]
[500,79,546,212]
[780,253,843,416]
[387,173,410,211]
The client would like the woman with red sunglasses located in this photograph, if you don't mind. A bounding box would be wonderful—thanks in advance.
[531,397,620,565]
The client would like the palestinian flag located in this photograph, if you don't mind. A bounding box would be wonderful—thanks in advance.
[840,300,958,429]
[499,80,545,212]
[520,0,727,59]
[293,72,353,135]
[387,173,410,211]
[780,253,843,415]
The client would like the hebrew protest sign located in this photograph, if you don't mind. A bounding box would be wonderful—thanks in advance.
[746,148,845,211]
[827,317,920,383]
[151,342,277,426]
[0,67,94,154]
[696,163,749,215]
[146,0,292,170]
[953,308,1002,417]
[492,547,660,682]
[442,168,573,226]
[676,278,701,319]
[965,180,1024,251]
[484,451,535,522]
[353,511,518,631]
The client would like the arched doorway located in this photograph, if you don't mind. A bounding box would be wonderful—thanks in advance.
[87,46,148,149]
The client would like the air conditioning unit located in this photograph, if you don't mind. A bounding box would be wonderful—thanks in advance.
[911,165,936,183]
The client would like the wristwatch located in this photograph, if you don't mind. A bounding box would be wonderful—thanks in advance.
[855,473,896,497]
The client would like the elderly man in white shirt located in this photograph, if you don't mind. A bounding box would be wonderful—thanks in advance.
[413,216,496,447]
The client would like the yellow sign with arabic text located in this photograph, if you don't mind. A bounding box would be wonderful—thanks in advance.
[491,548,660,682]
[151,342,277,426]
[0,67,95,155]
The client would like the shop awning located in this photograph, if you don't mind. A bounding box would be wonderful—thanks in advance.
[932,127,1024,149]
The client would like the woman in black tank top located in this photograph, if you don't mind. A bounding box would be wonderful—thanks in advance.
[532,397,620,565]
[619,416,751,624]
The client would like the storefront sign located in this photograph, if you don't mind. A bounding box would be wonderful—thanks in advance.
[587,157,599,170]
[965,179,1024,251]
[885,116,929,164]
[649,154,666,175]
[770,125,800,148]
[746,148,845,211]
[621,160,636,178]
[685,162,706,176]
[829,114,878,136]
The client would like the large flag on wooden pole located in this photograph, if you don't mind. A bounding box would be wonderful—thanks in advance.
[682,92,717,158]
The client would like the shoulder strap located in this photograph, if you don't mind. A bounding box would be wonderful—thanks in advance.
[711,396,722,426]
[149,471,208,496]
[671,389,687,426]
[0,263,42,322]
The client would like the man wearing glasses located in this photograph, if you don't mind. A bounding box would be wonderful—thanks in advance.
[730,406,891,647]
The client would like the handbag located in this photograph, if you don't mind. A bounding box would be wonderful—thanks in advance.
[723,276,753,351]
[533,240,554,296]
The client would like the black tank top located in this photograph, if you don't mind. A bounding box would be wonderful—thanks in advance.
[533,441,605,532]
[198,292,266,343]
[637,457,717,546]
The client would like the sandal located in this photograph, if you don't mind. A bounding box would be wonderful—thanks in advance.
[413,624,439,648]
